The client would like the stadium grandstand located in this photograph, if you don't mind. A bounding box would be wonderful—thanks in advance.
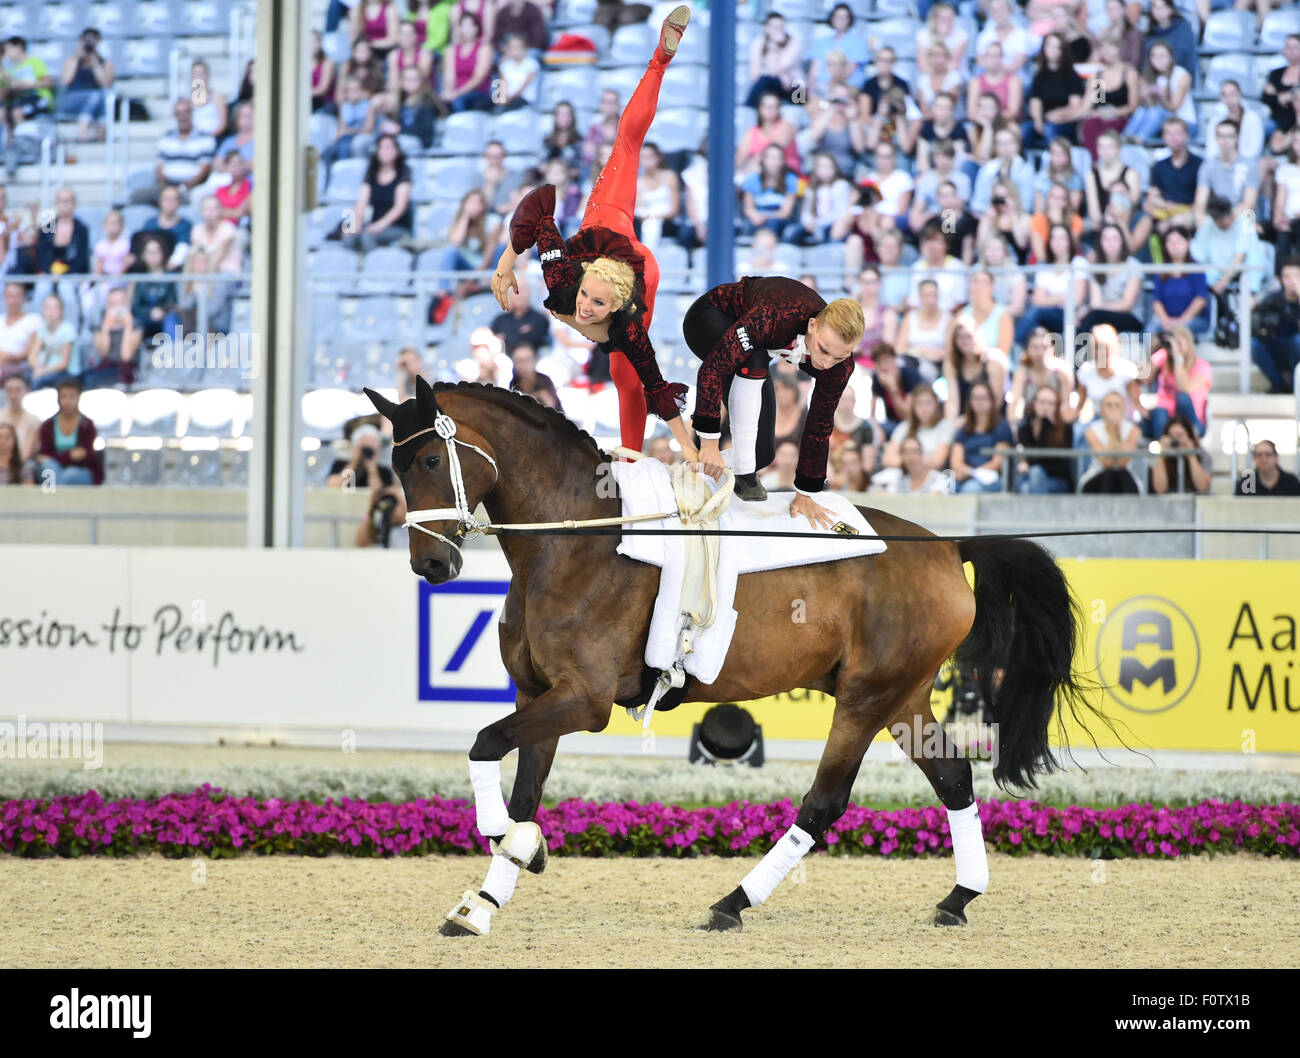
[1,0,1298,513]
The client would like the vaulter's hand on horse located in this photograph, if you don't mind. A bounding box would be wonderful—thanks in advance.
[492,269,519,310]
[690,438,724,480]
[790,492,837,529]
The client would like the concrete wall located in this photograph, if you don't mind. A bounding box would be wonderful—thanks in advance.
[1,490,1296,559]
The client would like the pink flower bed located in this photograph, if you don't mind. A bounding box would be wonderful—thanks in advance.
[2,788,1296,859]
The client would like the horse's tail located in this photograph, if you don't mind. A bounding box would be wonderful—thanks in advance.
[954,536,1109,791]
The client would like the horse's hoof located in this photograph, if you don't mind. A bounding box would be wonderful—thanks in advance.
[932,906,967,927]
[438,918,479,938]
[440,889,496,936]
[525,838,548,875]
[699,906,743,932]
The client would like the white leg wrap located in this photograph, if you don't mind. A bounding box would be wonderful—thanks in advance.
[739,824,815,907]
[481,854,521,908]
[947,803,989,893]
[728,374,765,475]
[468,757,509,838]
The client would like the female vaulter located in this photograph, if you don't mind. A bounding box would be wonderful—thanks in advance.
[491,5,709,465]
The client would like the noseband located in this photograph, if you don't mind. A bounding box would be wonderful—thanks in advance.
[396,412,499,565]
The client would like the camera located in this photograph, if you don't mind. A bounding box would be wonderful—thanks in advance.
[370,492,398,545]
[991,196,1007,207]
[359,445,377,462]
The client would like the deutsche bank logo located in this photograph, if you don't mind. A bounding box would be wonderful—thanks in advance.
[417,580,517,703]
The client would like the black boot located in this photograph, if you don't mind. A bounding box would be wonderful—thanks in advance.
[733,472,767,501]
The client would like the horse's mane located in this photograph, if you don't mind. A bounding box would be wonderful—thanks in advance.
[432,381,611,464]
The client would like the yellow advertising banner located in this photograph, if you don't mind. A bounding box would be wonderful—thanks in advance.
[602,560,1300,755]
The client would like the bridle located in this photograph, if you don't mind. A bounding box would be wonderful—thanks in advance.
[395,411,499,566]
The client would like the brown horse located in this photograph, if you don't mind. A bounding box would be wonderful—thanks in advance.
[365,379,1098,936]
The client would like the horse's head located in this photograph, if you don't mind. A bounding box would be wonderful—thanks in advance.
[363,377,498,585]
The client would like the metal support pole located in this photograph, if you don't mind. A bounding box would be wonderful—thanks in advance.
[706,2,736,291]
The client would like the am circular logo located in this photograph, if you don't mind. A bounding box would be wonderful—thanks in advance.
[1095,595,1201,714]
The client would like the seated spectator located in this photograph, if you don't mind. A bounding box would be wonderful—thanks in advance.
[736,226,779,275]
[131,99,217,205]
[945,320,1009,418]
[1103,177,1153,260]
[36,378,102,485]
[342,133,412,253]
[864,141,913,230]
[972,125,1035,215]
[866,341,918,432]
[351,0,402,59]
[955,269,1013,358]
[784,152,850,247]
[544,101,582,173]
[27,293,78,390]
[916,95,972,175]
[394,344,425,402]
[509,342,560,410]
[441,13,495,114]
[870,228,909,309]
[1,36,53,175]
[967,90,1012,165]
[171,248,232,336]
[829,386,880,456]
[581,90,621,175]
[1144,324,1211,438]
[978,235,1028,318]
[644,433,678,465]
[910,221,967,310]
[367,62,438,155]
[543,156,583,238]
[875,434,951,493]
[950,382,1014,493]
[1077,390,1143,493]
[1236,439,1300,496]
[1079,30,1138,159]
[328,421,393,487]
[859,46,911,120]
[0,281,39,381]
[1013,223,1088,348]
[230,59,254,117]
[1204,80,1263,165]
[86,287,141,388]
[1084,130,1143,231]
[0,419,33,483]
[635,142,681,248]
[880,382,955,471]
[772,375,806,451]
[1145,117,1201,235]
[895,279,951,383]
[428,189,501,323]
[862,77,922,159]
[37,187,91,277]
[1008,326,1075,425]
[1151,228,1209,338]
[916,43,963,120]
[311,31,336,113]
[1014,385,1073,493]
[56,27,114,142]
[190,59,229,141]
[1193,120,1257,229]
[1262,34,1300,158]
[917,3,968,72]
[215,152,253,227]
[337,38,385,103]
[1024,33,1084,150]
[829,441,873,493]
[1032,138,1084,216]
[1150,413,1211,494]
[190,195,244,275]
[478,140,523,215]
[140,184,192,267]
[1145,0,1199,81]
[1273,141,1300,272]
[975,0,1036,75]
[128,236,177,343]
[911,141,972,228]
[809,5,869,93]
[737,92,801,179]
[1250,257,1300,393]
[967,42,1022,127]
[1030,180,1084,263]
[800,85,863,181]
[495,33,540,112]
[455,326,512,384]
[853,268,896,360]
[1,372,38,460]
[759,438,800,491]
[385,21,433,97]
[494,0,548,54]
[491,272,550,351]
[1081,223,1144,334]
[976,181,1033,266]
[1108,0,1145,69]
[1074,323,1139,425]
[1192,195,1267,313]
[323,78,373,168]
[739,144,799,237]
[746,12,802,108]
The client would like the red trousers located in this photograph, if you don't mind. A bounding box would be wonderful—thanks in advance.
[580,52,668,452]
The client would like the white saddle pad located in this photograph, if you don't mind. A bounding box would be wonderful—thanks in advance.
[612,455,887,686]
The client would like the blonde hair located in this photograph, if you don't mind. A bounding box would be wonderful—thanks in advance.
[817,297,866,345]
[581,257,636,312]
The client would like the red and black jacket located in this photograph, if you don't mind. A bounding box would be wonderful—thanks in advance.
[510,185,687,421]
[692,276,853,494]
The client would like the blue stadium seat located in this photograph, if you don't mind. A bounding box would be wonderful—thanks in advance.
[121,202,156,233]
[308,112,337,154]
[326,158,367,203]
[182,0,228,35]
[184,389,240,438]
[361,247,413,292]
[129,389,185,437]
[597,66,642,104]
[79,389,130,439]
[1119,144,1151,191]
[111,449,162,486]
[802,243,846,276]
[656,73,702,110]
[491,110,544,156]
[865,18,919,59]
[1261,9,1300,50]
[89,0,139,38]
[426,157,479,201]
[541,67,598,111]
[120,37,172,78]
[873,0,920,17]
[431,111,490,156]
[165,450,223,488]
[1201,10,1256,54]
[0,3,39,39]
[422,203,460,243]
[349,297,405,339]
[306,206,342,249]
[134,0,180,36]
[1203,53,1257,98]
[607,23,657,66]
[560,0,600,25]
[654,242,690,291]
[311,246,360,292]
[302,388,368,440]
[41,1,91,39]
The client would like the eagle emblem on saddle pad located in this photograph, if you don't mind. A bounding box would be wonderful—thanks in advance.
[830,521,859,536]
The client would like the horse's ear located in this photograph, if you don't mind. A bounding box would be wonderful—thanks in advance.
[415,374,439,421]
[362,387,397,419]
